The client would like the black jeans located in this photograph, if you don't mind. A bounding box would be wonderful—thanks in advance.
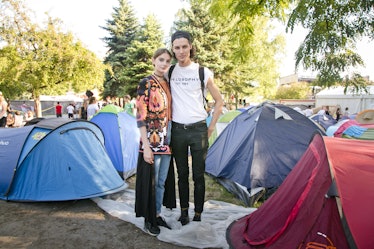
[0,117,6,127]
[171,121,208,213]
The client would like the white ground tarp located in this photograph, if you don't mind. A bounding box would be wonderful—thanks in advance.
[93,188,256,249]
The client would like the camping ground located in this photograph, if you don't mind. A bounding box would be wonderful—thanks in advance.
[0,197,192,249]
[0,171,243,249]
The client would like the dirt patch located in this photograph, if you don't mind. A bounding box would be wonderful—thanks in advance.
[0,198,193,249]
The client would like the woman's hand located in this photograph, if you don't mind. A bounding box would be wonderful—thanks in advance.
[143,146,154,165]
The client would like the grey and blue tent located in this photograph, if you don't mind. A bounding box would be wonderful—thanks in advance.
[0,118,126,201]
[205,102,325,206]
[90,104,140,179]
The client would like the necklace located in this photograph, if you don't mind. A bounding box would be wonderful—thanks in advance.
[153,72,164,78]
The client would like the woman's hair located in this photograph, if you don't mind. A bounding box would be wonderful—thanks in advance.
[89,96,96,104]
[153,48,172,60]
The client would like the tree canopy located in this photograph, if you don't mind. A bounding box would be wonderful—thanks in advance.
[198,0,373,88]
[101,0,165,98]
[173,0,282,104]
[0,0,106,116]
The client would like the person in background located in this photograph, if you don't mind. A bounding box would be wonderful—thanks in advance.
[25,110,34,121]
[0,91,8,127]
[335,107,341,121]
[13,110,24,127]
[66,103,75,119]
[124,95,135,116]
[55,102,63,118]
[325,106,331,115]
[87,97,99,120]
[79,100,88,120]
[344,107,350,117]
[135,48,173,236]
[131,97,137,116]
[6,112,14,127]
[303,105,313,117]
[317,106,328,115]
[169,30,224,225]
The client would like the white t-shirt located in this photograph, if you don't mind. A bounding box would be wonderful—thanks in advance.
[304,108,313,117]
[170,62,213,124]
[87,103,99,120]
[0,100,7,118]
[66,105,75,114]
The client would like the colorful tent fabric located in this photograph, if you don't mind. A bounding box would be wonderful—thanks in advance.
[309,113,337,130]
[0,118,125,201]
[226,133,374,249]
[206,102,325,206]
[329,119,374,140]
[90,104,140,179]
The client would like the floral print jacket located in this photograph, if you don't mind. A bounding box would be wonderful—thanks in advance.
[136,75,171,154]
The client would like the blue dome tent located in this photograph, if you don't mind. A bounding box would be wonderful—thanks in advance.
[90,104,139,179]
[0,118,126,201]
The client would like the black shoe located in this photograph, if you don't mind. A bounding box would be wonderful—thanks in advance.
[156,216,171,229]
[193,213,201,222]
[178,209,189,226]
[144,221,160,236]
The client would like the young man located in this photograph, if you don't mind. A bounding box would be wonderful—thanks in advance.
[66,103,75,119]
[169,30,224,225]
[55,102,63,118]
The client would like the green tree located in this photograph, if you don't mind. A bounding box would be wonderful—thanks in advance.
[173,0,226,75]
[198,0,373,89]
[174,0,281,105]
[121,14,164,96]
[101,0,139,99]
[0,0,106,116]
[275,82,310,99]
[172,0,232,102]
[287,0,373,87]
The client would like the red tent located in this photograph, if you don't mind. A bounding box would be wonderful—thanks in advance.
[227,133,374,249]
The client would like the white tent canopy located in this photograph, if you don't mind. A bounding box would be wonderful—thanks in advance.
[315,86,374,114]
[40,94,83,103]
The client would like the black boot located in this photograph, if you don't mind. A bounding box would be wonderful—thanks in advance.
[193,212,201,222]
[178,208,189,226]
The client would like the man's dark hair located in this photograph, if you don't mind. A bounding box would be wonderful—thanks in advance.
[171,30,193,43]
[171,30,196,59]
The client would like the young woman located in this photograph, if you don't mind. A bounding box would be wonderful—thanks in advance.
[135,48,173,236]
[86,97,99,120]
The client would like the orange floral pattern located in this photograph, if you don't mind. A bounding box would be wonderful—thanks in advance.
[136,76,171,154]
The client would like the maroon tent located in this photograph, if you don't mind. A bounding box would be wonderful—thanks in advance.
[227,133,374,249]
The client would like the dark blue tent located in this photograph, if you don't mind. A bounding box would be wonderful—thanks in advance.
[90,104,139,179]
[0,118,126,201]
[205,102,325,206]
[310,113,337,131]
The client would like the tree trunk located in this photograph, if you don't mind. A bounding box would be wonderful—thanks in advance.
[34,97,42,117]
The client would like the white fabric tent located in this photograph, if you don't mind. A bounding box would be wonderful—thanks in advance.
[315,86,374,114]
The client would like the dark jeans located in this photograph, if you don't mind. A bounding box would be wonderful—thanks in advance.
[171,121,208,213]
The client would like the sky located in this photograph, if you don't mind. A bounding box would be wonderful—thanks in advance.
[25,0,373,80]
